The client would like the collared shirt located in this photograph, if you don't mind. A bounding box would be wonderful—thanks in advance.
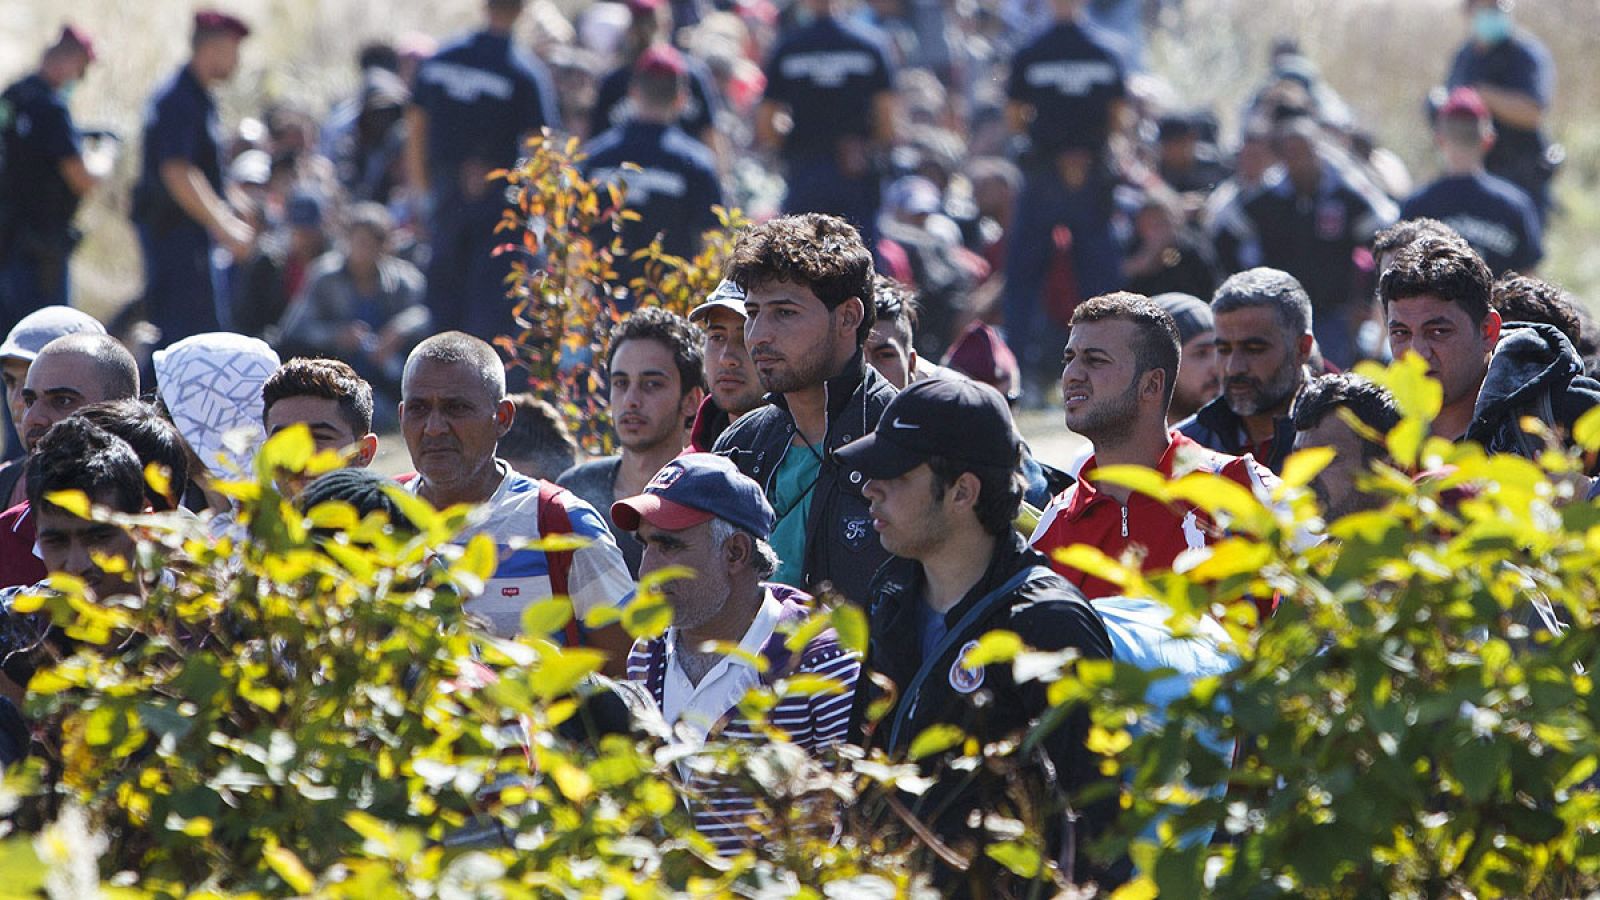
[662,588,781,744]
[1029,431,1276,600]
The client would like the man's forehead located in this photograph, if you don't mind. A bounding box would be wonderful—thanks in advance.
[1068,318,1136,350]
[1215,305,1288,340]
[745,281,824,308]
[2,358,28,377]
[23,350,99,390]
[1388,294,1469,326]
[403,359,491,397]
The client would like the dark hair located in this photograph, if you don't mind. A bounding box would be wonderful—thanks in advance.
[1378,238,1494,324]
[631,63,685,109]
[725,213,877,344]
[38,333,140,401]
[1372,217,1466,261]
[404,332,506,402]
[71,400,190,512]
[1212,267,1313,338]
[872,275,919,347]
[928,456,1026,538]
[500,393,579,480]
[607,307,705,396]
[1492,273,1584,348]
[357,41,399,73]
[1290,373,1402,462]
[298,468,417,534]
[1068,292,1182,409]
[262,358,376,436]
[26,418,145,516]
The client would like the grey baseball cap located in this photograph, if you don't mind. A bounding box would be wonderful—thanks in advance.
[688,279,748,323]
[0,306,107,363]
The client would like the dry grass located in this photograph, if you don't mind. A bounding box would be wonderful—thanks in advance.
[2,0,1596,323]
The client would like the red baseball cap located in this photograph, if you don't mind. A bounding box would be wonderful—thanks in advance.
[194,10,252,40]
[1439,87,1490,124]
[626,0,665,16]
[634,44,687,79]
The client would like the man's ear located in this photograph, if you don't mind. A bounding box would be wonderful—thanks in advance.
[494,398,515,436]
[836,296,864,337]
[1141,367,1167,405]
[354,433,379,468]
[1482,309,1503,349]
[680,385,705,424]
[1297,332,1316,362]
[724,530,752,569]
[950,471,982,511]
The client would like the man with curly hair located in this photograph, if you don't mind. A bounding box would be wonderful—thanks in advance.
[712,213,895,606]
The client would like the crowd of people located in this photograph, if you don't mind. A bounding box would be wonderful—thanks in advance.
[0,0,1591,891]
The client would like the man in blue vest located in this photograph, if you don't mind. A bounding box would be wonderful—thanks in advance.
[131,10,254,349]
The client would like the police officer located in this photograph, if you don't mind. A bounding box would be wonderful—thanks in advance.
[587,0,723,153]
[1446,0,1556,219]
[0,26,100,327]
[1402,88,1542,276]
[404,0,561,342]
[756,0,898,249]
[582,47,722,300]
[131,10,254,349]
[1000,0,1129,400]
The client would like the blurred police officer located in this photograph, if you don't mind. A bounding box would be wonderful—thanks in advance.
[582,46,722,297]
[131,10,254,349]
[0,25,100,327]
[756,0,898,249]
[405,0,561,341]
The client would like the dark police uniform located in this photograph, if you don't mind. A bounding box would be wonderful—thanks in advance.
[1000,18,1127,384]
[411,30,559,341]
[0,73,83,324]
[1401,171,1542,276]
[581,120,721,300]
[588,54,721,142]
[132,65,225,346]
[1237,162,1396,367]
[1447,28,1555,218]
[762,14,894,245]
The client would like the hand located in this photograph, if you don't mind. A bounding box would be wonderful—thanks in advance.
[215,216,255,260]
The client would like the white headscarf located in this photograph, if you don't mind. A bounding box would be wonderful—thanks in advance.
[153,333,281,477]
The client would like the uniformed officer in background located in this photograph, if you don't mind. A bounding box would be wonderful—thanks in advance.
[131,10,254,350]
[582,46,722,300]
[756,0,899,250]
[405,0,561,342]
[0,25,102,326]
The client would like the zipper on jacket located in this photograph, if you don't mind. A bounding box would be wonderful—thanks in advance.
[1121,505,1129,538]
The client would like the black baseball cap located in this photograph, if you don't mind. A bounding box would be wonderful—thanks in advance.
[837,377,1020,480]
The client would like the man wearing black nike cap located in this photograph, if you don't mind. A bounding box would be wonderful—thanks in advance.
[839,377,1119,893]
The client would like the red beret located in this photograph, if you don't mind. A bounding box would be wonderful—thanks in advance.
[194,10,252,40]
[634,45,687,80]
[1439,87,1491,124]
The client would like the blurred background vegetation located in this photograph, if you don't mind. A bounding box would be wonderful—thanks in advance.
[0,0,1595,321]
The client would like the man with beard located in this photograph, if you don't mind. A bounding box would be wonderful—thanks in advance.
[712,213,896,606]
[560,307,705,576]
[1289,373,1402,522]
[1032,293,1276,600]
[1151,292,1219,427]
[688,280,766,452]
[1176,268,1313,473]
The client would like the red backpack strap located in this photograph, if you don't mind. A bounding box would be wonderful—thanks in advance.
[535,480,582,647]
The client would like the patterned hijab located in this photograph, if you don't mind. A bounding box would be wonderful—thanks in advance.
[153,333,281,477]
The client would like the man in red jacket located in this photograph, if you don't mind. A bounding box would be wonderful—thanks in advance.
[1031,292,1277,602]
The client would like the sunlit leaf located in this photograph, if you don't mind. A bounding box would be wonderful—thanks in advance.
[908,724,965,761]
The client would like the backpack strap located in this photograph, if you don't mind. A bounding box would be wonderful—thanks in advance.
[535,479,582,648]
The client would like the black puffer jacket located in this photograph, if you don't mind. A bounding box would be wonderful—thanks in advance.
[850,533,1120,892]
[1465,322,1600,460]
[1174,394,1296,473]
[712,352,896,606]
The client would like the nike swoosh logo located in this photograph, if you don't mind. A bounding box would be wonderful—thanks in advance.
[890,418,919,430]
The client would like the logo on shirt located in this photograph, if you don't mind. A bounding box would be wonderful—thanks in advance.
[502,586,521,597]
[842,516,872,549]
[949,640,985,694]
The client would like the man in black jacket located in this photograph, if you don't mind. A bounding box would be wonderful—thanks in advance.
[1175,268,1312,473]
[1383,238,1600,456]
[712,213,896,607]
[840,377,1117,893]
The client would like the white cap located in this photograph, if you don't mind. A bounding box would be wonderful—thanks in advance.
[153,333,281,476]
[0,306,106,362]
